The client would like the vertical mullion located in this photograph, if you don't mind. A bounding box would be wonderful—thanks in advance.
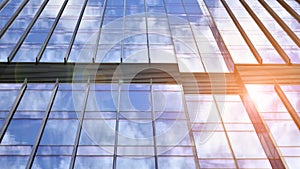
[221,0,262,64]
[91,0,108,63]
[275,84,300,130]
[64,0,89,63]
[112,81,121,169]
[0,78,27,142]
[277,0,300,22]
[213,96,239,169]
[198,0,235,71]
[162,0,179,64]
[150,80,158,169]
[0,0,29,39]
[239,0,291,64]
[25,79,59,169]
[35,0,69,63]
[0,0,9,11]
[7,0,49,63]
[234,68,286,168]
[179,85,200,169]
[69,80,90,169]
[180,0,207,72]
[144,0,151,63]
[121,0,126,63]
[258,0,300,48]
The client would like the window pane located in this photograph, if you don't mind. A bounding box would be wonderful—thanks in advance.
[194,132,233,158]
[2,119,42,144]
[0,91,19,111]
[116,157,155,169]
[86,91,118,111]
[17,91,52,111]
[40,120,78,145]
[0,156,29,169]
[79,120,115,146]
[158,157,195,169]
[52,91,85,111]
[32,156,71,169]
[74,157,113,169]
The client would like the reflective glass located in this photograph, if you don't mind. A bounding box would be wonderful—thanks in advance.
[0,156,29,169]
[0,91,19,110]
[153,92,183,111]
[2,119,42,144]
[17,90,52,111]
[32,156,71,169]
[86,91,118,111]
[52,91,85,111]
[199,159,236,168]
[120,91,151,111]
[40,120,78,145]
[116,157,155,169]
[227,132,267,158]
[118,120,153,145]
[79,120,115,145]
[74,157,113,169]
[158,157,196,169]
[194,132,233,158]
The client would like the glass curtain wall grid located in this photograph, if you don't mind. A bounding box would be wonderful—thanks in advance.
[0,0,300,169]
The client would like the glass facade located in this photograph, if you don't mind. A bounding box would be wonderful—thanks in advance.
[0,0,299,168]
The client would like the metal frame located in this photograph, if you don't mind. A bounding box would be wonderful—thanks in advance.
[235,70,286,169]
[277,0,300,22]
[0,0,10,12]
[199,0,235,72]
[180,85,201,169]
[275,84,300,130]
[240,0,290,64]
[25,79,59,169]
[0,78,27,142]
[69,79,90,169]
[91,0,108,63]
[221,0,262,64]
[7,0,49,62]
[64,0,89,63]
[150,79,159,169]
[0,0,29,39]
[112,81,121,169]
[258,0,300,47]
[35,0,69,63]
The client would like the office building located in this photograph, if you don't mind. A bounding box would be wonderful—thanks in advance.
[0,0,299,168]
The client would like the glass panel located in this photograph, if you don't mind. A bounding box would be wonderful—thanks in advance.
[17,90,52,111]
[155,120,191,146]
[0,91,19,110]
[40,120,78,145]
[86,91,118,111]
[77,146,113,155]
[52,91,85,111]
[194,132,233,158]
[74,157,113,169]
[0,156,29,169]
[32,156,71,169]
[227,132,267,158]
[118,120,153,145]
[153,92,183,112]
[199,159,236,168]
[79,120,115,146]
[158,157,196,169]
[119,91,151,111]
[118,146,154,156]
[116,157,155,169]
[2,119,42,144]
[37,146,73,155]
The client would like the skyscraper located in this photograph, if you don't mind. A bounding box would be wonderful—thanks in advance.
[0,0,299,168]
